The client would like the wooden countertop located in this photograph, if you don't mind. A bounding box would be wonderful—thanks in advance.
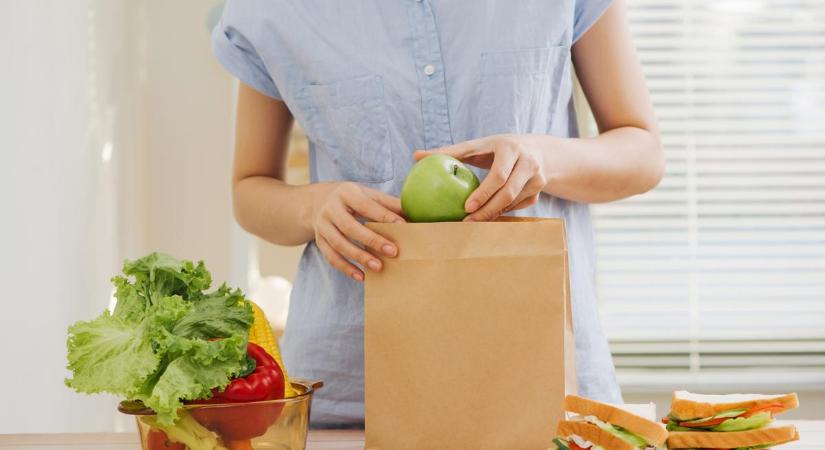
[1,421,823,449]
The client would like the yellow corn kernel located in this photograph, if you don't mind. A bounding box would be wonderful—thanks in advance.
[249,301,295,397]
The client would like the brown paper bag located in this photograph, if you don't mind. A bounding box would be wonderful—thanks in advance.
[364,217,577,450]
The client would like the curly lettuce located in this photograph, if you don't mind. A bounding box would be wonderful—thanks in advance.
[66,253,253,424]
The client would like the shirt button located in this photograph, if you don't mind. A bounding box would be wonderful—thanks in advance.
[423,64,436,76]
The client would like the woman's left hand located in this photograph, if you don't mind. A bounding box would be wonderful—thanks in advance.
[414,134,548,222]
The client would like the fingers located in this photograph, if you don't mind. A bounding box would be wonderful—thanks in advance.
[465,156,533,221]
[414,138,486,161]
[464,148,518,213]
[332,212,398,257]
[367,189,405,217]
[504,174,546,213]
[318,220,384,273]
[314,183,405,281]
[316,234,364,282]
[342,185,405,224]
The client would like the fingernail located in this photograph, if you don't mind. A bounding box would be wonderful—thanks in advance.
[463,215,475,222]
[394,218,405,224]
[466,200,479,213]
[367,260,381,271]
[382,244,397,256]
[352,272,364,282]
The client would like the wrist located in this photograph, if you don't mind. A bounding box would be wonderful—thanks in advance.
[525,134,564,193]
[300,182,338,235]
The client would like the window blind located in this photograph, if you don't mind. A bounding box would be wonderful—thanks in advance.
[590,0,825,389]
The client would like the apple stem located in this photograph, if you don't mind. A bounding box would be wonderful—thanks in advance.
[452,164,458,176]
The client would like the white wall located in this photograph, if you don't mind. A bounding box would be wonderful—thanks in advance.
[0,0,235,433]
[1,1,132,434]
[139,0,237,283]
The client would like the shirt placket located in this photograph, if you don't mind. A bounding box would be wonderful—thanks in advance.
[407,0,453,150]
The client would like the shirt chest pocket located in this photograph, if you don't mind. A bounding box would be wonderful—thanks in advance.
[295,75,394,184]
[478,46,570,135]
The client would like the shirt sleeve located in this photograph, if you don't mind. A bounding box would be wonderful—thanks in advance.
[573,0,614,44]
[211,14,282,100]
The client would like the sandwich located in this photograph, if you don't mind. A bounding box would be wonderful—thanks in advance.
[554,395,669,450]
[664,391,799,432]
[664,391,800,450]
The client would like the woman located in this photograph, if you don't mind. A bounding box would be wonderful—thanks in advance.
[213,0,663,427]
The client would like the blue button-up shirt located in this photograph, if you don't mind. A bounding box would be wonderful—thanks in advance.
[214,0,621,425]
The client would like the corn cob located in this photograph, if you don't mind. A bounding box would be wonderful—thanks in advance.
[248,301,295,397]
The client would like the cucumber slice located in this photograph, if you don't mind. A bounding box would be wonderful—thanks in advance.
[711,408,750,419]
[680,408,747,426]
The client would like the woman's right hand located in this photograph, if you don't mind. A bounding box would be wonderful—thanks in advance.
[311,182,405,281]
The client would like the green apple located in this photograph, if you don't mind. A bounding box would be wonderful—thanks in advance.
[401,154,480,222]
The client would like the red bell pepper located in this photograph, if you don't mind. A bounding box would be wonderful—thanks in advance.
[189,342,286,441]
[211,342,285,402]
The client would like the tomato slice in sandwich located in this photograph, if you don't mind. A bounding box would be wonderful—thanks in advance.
[678,416,730,428]
[741,403,783,418]
[568,443,588,450]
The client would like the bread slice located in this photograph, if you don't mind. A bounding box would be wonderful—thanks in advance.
[564,395,668,447]
[670,391,799,420]
[557,420,638,450]
[667,424,799,449]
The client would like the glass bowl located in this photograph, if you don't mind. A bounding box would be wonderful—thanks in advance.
[119,379,323,450]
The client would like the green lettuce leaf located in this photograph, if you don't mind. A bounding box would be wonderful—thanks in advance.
[123,252,212,303]
[586,416,649,448]
[112,275,147,324]
[66,252,253,424]
[712,412,773,432]
[172,285,252,340]
[666,423,696,431]
[65,312,159,396]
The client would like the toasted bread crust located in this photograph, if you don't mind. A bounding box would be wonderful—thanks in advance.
[557,420,639,450]
[670,392,799,420]
[667,424,799,449]
[563,395,668,447]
